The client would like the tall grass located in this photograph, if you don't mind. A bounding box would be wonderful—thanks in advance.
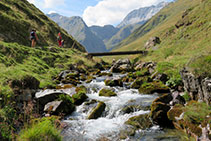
[18,118,62,141]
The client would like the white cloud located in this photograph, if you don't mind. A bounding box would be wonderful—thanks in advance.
[27,0,36,4]
[83,0,165,26]
[44,0,65,8]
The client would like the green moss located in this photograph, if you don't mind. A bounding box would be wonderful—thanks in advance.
[99,88,117,97]
[167,104,184,121]
[72,86,88,105]
[125,114,152,130]
[183,101,211,125]
[87,102,106,119]
[104,79,123,87]
[138,81,169,94]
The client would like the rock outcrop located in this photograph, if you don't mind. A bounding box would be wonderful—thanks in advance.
[180,68,211,105]
[110,59,133,73]
[144,37,161,49]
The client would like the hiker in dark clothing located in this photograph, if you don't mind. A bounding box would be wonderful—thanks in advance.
[30,29,38,47]
[57,32,62,47]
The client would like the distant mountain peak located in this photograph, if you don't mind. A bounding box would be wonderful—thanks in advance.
[117,1,168,28]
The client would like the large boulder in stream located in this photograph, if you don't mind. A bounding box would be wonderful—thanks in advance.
[35,89,68,106]
[99,88,117,97]
[44,100,75,116]
[72,86,88,105]
[150,94,173,128]
[104,78,123,87]
[110,58,133,73]
[125,114,153,130]
[87,102,106,119]
[138,81,170,94]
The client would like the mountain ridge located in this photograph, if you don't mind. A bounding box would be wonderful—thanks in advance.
[47,13,107,53]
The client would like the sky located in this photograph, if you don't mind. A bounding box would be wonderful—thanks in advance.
[27,0,174,27]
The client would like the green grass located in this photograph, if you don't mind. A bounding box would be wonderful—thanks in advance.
[106,0,211,78]
[0,0,85,52]
[184,101,211,125]
[187,54,211,77]
[18,118,62,141]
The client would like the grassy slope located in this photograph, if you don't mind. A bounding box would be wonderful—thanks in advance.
[108,0,211,77]
[0,42,95,89]
[0,0,85,52]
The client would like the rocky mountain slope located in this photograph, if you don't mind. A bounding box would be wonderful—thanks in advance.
[112,0,211,77]
[104,2,168,50]
[47,13,107,53]
[0,0,85,52]
[47,2,167,51]
[117,2,168,28]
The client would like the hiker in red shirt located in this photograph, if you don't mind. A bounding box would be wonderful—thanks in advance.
[57,32,62,47]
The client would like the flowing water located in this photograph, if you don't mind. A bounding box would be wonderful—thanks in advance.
[58,73,181,141]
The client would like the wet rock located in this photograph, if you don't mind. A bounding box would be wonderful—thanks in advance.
[121,105,150,114]
[150,94,173,127]
[44,100,75,116]
[125,114,153,130]
[87,102,106,119]
[99,88,117,97]
[144,37,161,50]
[131,77,152,89]
[98,72,112,77]
[110,58,133,73]
[94,62,105,70]
[104,78,123,87]
[72,86,88,105]
[138,81,170,94]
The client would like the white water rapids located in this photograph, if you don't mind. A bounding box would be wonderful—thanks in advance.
[60,74,170,141]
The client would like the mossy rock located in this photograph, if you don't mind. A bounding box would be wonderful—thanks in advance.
[167,104,184,121]
[91,69,101,75]
[85,76,95,83]
[99,88,117,97]
[131,77,152,89]
[104,79,123,87]
[56,84,74,89]
[98,72,112,77]
[87,102,106,119]
[138,81,170,94]
[72,86,88,105]
[121,105,150,114]
[61,78,81,86]
[150,101,173,127]
[75,85,87,93]
[122,76,134,83]
[125,114,153,130]
[79,74,86,81]
[135,68,150,77]
[153,94,173,104]
[65,72,79,79]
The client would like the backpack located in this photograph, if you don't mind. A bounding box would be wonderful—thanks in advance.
[30,31,35,39]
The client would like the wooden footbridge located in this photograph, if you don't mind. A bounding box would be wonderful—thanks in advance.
[87,50,147,58]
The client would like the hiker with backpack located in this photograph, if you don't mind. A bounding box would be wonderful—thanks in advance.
[57,32,62,47]
[30,29,38,47]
